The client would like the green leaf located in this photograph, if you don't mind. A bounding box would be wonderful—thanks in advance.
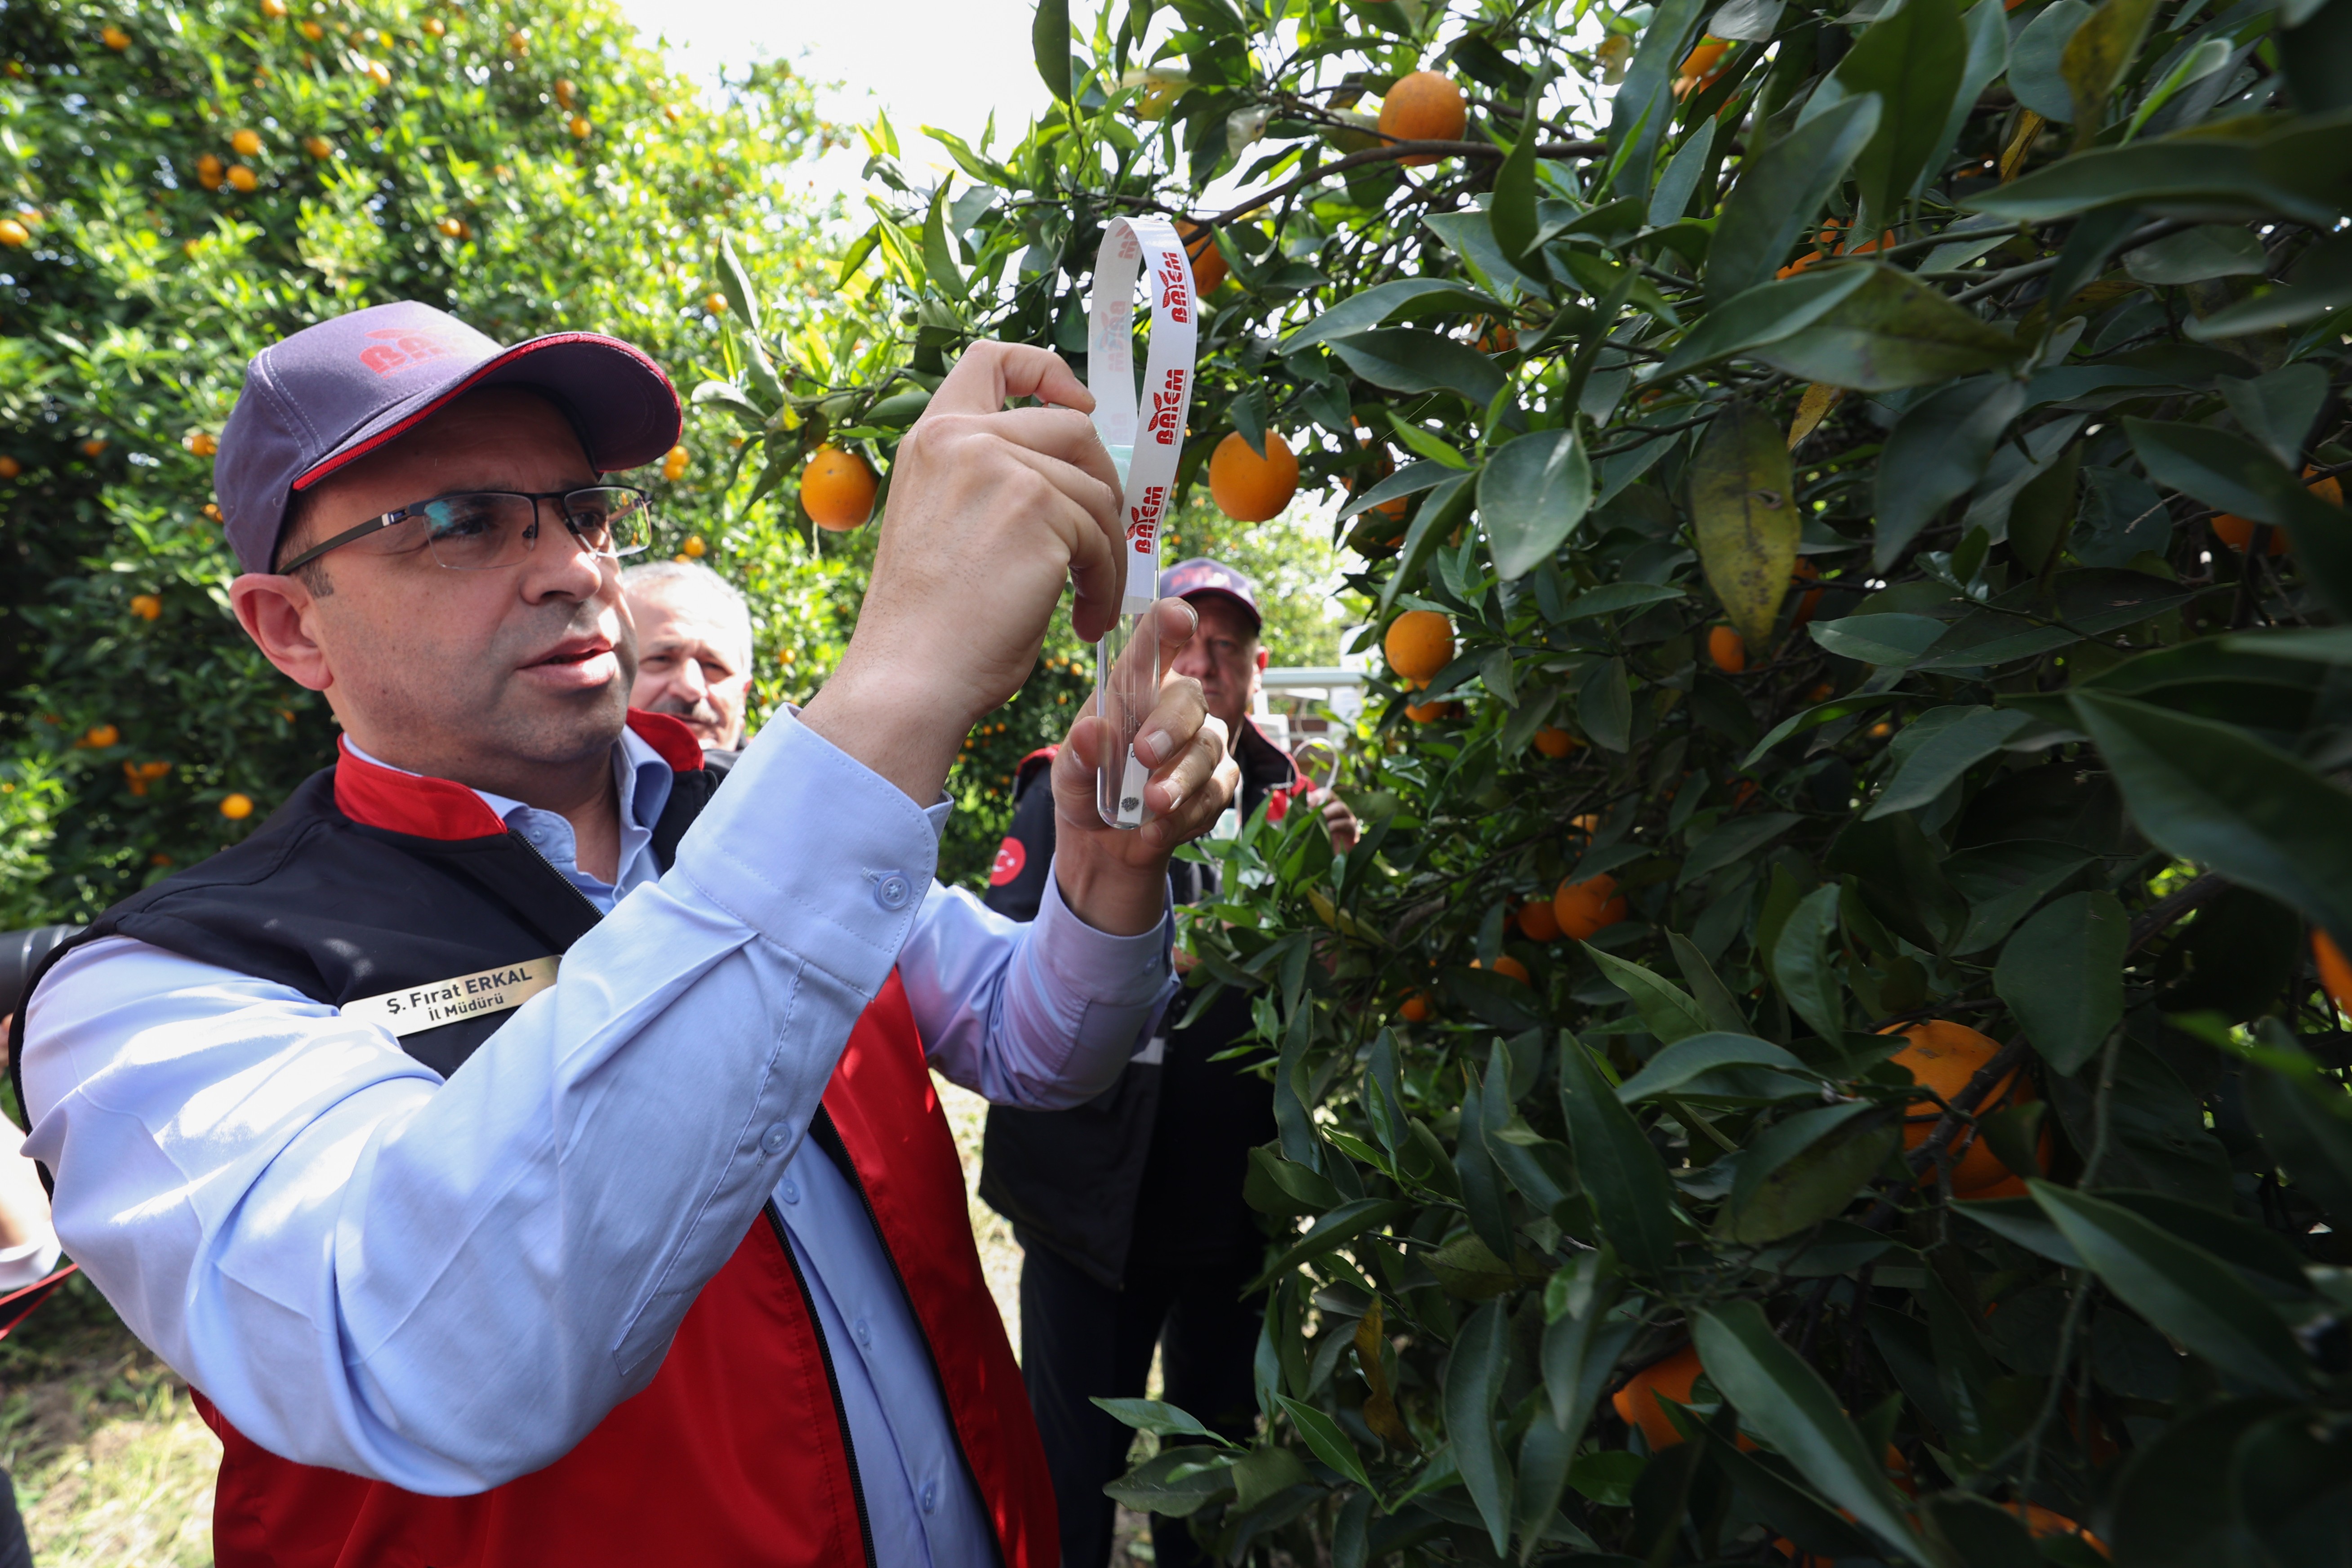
[1230,1444,1311,1511]
[1707,93,1883,303]
[2127,418,2352,614]
[1693,1302,1930,1558]
[2220,363,2330,469]
[1753,265,2023,392]
[1104,1446,1237,1517]
[1581,944,1711,1044]
[715,233,762,338]
[1669,932,1754,1034]
[1031,0,1071,103]
[1328,330,1508,406]
[920,185,966,299]
[1513,1411,1579,1559]
[1559,1032,1682,1274]
[2028,1182,2312,1396]
[1994,890,2126,1075]
[2069,690,2352,947]
[1690,400,1800,653]
[2009,0,2092,121]
[1261,1198,1418,1277]
[2243,1039,2352,1227]
[1867,706,2032,820]
[1726,1103,1899,1243]
[1578,657,1633,752]
[1648,118,1718,228]
[1660,266,1876,380]
[1871,376,2027,570]
[1446,1300,1516,1556]
[2060,0,2161,137]
[1967,138,2334,226]
[2123,225,2269,286]
[1680,812,1803,886]
[1094,1396,1232,1443]
[1809,611,1960,667]
[1834,0,1967,219]
[1278,280,1502,355]
[1772,885,1847,1041]
[2185,227,2352,339]
[1559,582,1687,621]
[1275,1394,1372,1490]
[1481,429,1593,579]
[1615,1032,1816,1102]
[1490,123,1542,276]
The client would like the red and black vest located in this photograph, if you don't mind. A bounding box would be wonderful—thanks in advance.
[9,712,1056,1568]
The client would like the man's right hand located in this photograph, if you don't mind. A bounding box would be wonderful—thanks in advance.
[801,341,1126,805]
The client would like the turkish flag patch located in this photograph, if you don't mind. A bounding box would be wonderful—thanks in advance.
[989,836,1027,886]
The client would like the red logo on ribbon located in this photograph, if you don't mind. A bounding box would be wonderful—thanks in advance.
[989,836,1027,886]
[1154,249,1192,325]
[1128,482,1167,554]
[1145,367,1187,447]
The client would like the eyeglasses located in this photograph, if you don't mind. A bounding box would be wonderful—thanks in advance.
[274,486,654,575]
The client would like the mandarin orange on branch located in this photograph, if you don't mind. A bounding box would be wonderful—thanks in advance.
[1883,1019,2032,1196]
[1554,873,1628,940]
[1207,430,1298,521]
[1176,220,1227,294]
[1384,609,1454,682]
[2316,928,2352,1015]
[1376,71,1466,164]
[1707,624,1746,673]
[801,444,877,531]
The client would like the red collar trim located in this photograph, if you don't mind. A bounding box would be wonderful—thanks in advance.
[332,738,511,841]
[625,709,704,771]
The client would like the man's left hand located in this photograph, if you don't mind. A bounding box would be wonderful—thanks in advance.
[1049,598,1240,935]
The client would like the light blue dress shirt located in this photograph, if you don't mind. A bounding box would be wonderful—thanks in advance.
[22,715,1174,1565]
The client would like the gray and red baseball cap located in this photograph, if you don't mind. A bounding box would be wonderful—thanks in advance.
[214,300,681,572]
[1158,557,1261,631]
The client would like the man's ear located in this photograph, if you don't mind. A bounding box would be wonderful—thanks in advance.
[228,574,334,692]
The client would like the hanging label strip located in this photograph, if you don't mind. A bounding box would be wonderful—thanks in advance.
[1087,215,1201,828]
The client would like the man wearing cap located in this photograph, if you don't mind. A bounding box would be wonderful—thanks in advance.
[621,558,756,754]
[9,301,1240,1568]
[978,557,1356,1568]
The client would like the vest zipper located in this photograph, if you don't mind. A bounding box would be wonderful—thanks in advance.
[766,1200,880,1568]
[503,828,609,922]
[808,1111,1009,1568]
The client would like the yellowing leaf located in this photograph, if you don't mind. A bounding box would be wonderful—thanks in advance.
[1692,401,1800,653]
[1786,382,1844,449]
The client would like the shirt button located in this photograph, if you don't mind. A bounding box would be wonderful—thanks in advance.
[854,1318,871,1348]
[921,1480,939,1514]
[874,873,912,911]
[760,1122,790,1155]
[778,1176,800,1204]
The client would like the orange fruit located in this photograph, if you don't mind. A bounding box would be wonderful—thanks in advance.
[1555,873,1629,940]
[2214,468,2340,553]
[0,456,20,478]
[1384,610,1454,682]
[2007,1505,2107,1555]
[102,24,131,49]
[2316,929,2352,1015]
[260,0,287,14]
[681,535,707,558]
[196,152,224,188]
[1399,989,1435,1023]
[129,593,162,620]
[661,444,690,481]
[0,219,25,249]
[84,724,120,748]
[1474,954,1531,984]
[801,444,877,530]
[1708,624,1745,673]
[1613,1346,1702,1450]
[1517,900,1563,942]
[1533,726,1578,759]
[1882,1020,2029,1195]
[185,430,218,456]
[1207,430,1298,521]
[568,115,592,139]
[1176,220,1227,294]
[1376,71,1466,164]
[304,135,334,159]
[554,78,577,109]
[1673,38,1730,98]
[227,165,258,192]
[298,18,323,38]
[1404,697,1458,723]
[704,291,727,314]
[507,28,529,53]
[80,437,107,458]
[220,792,255,820]
[231,128,263,156]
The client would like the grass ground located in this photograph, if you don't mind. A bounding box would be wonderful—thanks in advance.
[0,1074,1157,1564]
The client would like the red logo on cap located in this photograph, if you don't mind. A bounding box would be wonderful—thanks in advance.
[358,327,461,376]
[989,837,1027,886]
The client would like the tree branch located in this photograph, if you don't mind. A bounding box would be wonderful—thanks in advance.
[1196,139,1606,231]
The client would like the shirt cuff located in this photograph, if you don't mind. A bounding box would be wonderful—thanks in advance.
[670,711,942,995]
[0,1234,61,1293]
[1029,857,1175,1010]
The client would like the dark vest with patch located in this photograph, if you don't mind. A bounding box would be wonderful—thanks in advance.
[9,711,1056,1568]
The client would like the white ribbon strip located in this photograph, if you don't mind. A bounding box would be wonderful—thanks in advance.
[1086,215,1200,615]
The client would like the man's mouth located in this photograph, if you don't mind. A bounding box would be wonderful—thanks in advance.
[530,636,614,668]
[521,634,621,690]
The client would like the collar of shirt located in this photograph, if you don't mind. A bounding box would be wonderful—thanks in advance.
[340,730,675,913]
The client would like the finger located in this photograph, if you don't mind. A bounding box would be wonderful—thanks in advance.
[1144,719,1226,820]
[993,434,1120,537]
[928,340,1096,418]
[1148,749,1241,851]
[1150,596,1201,686]
[975,407,1123,496]
[1131,675,1209,773]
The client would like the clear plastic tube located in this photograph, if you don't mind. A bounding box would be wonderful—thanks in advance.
[1093,444,1156,829]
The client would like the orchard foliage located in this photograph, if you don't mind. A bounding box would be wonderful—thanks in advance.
[834,0,2352,1559]
[0,0,850,920]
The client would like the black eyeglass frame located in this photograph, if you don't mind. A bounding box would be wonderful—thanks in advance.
[273,485,655,575]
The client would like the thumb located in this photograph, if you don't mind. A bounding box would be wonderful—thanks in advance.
[927,339,1096,417]
[1151,596,1200,684]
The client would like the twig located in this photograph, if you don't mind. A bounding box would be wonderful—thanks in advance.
[1198,139,1606,230]
[1948,217,2200,307]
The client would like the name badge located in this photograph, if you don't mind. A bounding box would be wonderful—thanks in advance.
[342,956,561,1037]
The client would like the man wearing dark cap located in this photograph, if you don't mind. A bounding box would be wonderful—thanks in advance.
[979,557,1356,1568]
[9,301,1241,1568]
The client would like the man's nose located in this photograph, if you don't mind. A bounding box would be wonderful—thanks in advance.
[1170,640,1214,681]
[518,517,610,604]
[674,657,708,697]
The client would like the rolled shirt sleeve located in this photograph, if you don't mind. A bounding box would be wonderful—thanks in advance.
[18,711,1170,1494]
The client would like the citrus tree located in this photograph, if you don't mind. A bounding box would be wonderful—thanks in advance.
[0,0,851,922]
[820,0,2352,1559]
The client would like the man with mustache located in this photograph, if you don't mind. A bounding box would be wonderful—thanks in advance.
[622,559,754,754]
[9,301,1237,1568]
